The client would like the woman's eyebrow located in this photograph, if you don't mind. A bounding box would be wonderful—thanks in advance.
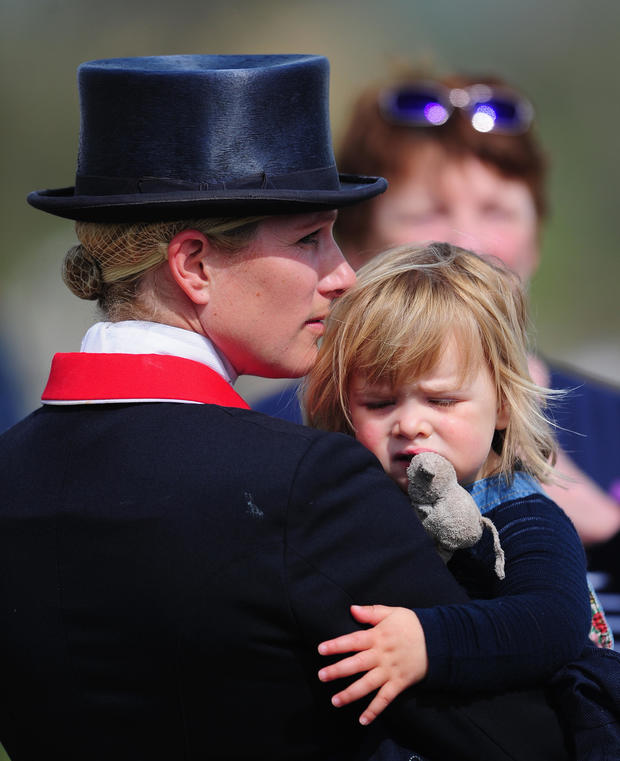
[294,210,338,230]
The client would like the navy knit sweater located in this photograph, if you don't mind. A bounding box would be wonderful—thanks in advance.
[416,473,592,691]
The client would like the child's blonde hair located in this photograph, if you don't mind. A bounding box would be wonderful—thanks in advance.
[304,242,559,483]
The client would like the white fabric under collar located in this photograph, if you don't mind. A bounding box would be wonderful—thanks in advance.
[80,321,238,384]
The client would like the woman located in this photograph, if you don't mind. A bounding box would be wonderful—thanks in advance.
[0,55,572,761]
[332,70,620,558]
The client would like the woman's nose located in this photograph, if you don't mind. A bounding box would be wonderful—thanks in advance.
[447,211,486,253]
[319,243,356,297]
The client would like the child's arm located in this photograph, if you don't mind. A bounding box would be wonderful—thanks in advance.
[317,496,593,724]
[318,603,427,725]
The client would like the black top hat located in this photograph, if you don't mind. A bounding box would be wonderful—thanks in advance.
[27,54,387,222]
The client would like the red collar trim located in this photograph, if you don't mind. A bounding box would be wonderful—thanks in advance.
[42,353,250,409]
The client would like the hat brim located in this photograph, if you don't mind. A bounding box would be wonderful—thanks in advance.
[27,174,387,222]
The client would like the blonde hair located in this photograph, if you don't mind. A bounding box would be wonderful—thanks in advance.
[304,242,560,483]
[62,216,267,320]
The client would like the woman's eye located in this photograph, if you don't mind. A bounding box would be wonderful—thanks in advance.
[481,203,515,220]
[298,230,320,245]
[396,208,442,225]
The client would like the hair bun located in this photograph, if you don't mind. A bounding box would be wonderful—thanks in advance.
[62,244,103,300]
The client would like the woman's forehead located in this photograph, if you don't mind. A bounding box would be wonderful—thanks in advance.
[260,209,338,232]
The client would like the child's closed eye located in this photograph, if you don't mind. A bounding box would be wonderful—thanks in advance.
[428,398,458,407]
[363,399,396,410]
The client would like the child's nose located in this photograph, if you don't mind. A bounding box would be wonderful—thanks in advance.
[392,407,431,439]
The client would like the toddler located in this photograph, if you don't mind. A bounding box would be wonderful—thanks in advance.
[304,243,618,752]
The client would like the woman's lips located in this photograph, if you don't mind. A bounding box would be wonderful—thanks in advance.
[304,317,325,335]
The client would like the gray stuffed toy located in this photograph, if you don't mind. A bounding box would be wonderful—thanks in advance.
[407,452,505,580]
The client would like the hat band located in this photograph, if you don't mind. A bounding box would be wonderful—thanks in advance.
[75,164,341,196]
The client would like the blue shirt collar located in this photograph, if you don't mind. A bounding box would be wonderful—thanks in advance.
[464,472,547,515]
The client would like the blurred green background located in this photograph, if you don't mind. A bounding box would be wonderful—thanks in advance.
[1,0,618,420]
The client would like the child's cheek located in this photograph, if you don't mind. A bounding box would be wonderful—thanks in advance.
[357,421,388,462]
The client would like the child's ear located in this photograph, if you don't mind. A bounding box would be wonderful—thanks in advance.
[496,397,510,431]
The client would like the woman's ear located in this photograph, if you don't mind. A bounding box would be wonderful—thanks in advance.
[166,229,211,305]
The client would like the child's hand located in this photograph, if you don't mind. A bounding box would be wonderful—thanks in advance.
[317,604,428,725]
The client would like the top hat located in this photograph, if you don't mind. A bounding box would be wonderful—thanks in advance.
[27,54,387,222]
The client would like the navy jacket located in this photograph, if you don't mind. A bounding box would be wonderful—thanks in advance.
[0,402,571,760]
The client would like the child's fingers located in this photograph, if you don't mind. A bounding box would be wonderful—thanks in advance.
[358,681,402,726]
[317,628,372,656]
[317,605,403,656]
[349,604,403,626]
[318,649,376,683]
[328,669,386,709]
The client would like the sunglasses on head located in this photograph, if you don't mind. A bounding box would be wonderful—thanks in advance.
[379,81,534,135]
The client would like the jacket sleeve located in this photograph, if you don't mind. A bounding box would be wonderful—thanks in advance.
[285,432,590,692]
